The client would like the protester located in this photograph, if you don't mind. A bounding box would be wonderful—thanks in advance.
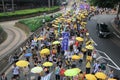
[55,65,60,80]
[86,59,91,74]
[4,1,117,80]
[12,64,20,79]
[1,73,7,80]
[93,61,100,73]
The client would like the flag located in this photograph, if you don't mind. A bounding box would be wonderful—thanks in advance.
[58,23,61,33]
[41,72,53,80]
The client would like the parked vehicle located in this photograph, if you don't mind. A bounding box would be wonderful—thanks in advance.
[96,23,111,38]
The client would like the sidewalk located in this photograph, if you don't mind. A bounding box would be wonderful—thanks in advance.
[111,19,120,35]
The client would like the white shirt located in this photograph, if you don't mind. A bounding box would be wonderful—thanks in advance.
[12,66,19,75]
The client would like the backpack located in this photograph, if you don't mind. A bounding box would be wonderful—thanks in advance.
[100,63,106,70]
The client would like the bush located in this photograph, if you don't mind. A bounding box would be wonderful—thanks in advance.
[0,26,7,44]
[19,13,62,32]
[0,6,59,18]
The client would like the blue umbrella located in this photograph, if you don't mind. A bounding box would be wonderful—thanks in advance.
[24,53,32,57]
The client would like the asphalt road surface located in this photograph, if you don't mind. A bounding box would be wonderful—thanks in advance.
[87,14,120,76]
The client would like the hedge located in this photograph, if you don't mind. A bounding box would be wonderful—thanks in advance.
[0,6,59,18]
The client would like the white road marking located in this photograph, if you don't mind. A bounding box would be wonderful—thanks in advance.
[97,50,120,70]
[113,32,120,39]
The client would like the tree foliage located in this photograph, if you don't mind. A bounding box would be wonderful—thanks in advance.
[89,0,119,8]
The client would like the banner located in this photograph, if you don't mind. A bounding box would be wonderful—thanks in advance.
[62,32,69,51]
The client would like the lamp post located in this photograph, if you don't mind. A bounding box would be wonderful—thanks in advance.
[12,0,14,12]
[52,0,54,6]
[2,0,5,13]
[48,0,50,8]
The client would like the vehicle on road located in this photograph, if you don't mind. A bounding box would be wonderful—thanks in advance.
[96,23,111,38]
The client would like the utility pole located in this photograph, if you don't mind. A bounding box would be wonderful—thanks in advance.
[52,0,54,6]
[2,0,5,13]
[48,0,51,8]
[12,0,14,12]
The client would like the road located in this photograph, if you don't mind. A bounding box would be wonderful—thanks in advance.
[0,20,27,57]
[87,14,120,76]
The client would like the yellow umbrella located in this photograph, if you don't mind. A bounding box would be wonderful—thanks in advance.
[71,55,81,60]
[34,37,38,41]
[85,74,97,80]
[53,24,59,27]
[85,45,94,50]
[81,15,86,19]
[16,60,29,67]
[37,37,44,40]
[81,22,87,26]
[52,41,60,45]
[86,40,94,45]
[40,48,50,55]
[108,78,117,80]
[95,72,107,79]
[60,18,65,20]
[64,68,81,77]
[76,37,84,42]
[43,61,53,67]
[31,66,43,73]
[81,48,87,52]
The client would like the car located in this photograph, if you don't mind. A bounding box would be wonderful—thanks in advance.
[96,23,111,38]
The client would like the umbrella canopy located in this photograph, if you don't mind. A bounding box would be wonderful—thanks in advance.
[85,74,97,80]
[64,68,81,77]
[95,72,107,80]
[16,60,29,67]
[34,37,38,41]
[37,37,44,40]
[85,45,94,50]
[76,37,84,42]
[71,55,81,60]
[43,62,53,67]
[24,53,32,57]
[31,66,43,73]
[52,41,60,45]
[40,48,50,55]
[81,48,87,52]
[108,78,117,80]
[52,24,59,27]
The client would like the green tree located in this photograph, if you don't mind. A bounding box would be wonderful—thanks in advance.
[89,0,119,8]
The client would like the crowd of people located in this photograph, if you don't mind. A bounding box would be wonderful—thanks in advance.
[0,1,119,80]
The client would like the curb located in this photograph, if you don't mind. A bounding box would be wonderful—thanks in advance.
[111,19,120,34]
